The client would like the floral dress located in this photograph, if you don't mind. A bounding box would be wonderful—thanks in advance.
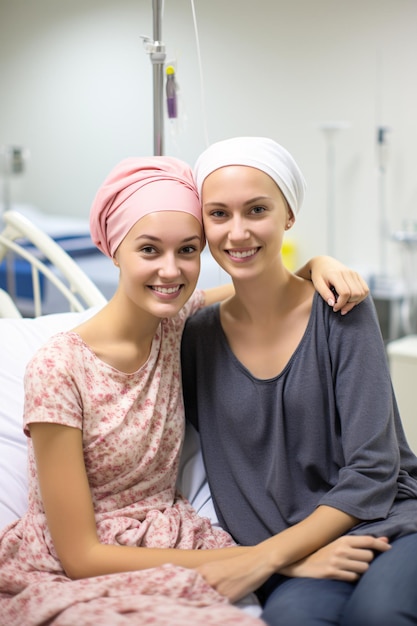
[0,292,263,626]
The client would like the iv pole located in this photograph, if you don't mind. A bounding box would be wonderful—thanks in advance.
[142,0,166,156]
[151,0,165,156]
[319,121,350,257]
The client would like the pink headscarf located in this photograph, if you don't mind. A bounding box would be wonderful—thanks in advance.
[90,156,202,258]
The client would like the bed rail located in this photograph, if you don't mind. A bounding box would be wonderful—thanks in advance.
[0,210,107,318]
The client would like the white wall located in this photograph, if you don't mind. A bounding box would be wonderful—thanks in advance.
[1,0,416,276]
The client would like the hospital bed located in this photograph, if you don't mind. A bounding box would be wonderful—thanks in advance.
[0,207,119,316]
[0,209,107,317]
[0,209,261,617]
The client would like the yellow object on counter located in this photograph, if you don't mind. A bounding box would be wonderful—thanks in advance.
[282,236,297,271]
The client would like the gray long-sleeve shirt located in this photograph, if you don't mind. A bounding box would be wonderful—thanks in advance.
[181,293,417,546]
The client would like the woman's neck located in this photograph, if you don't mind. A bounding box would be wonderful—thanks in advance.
[226,263,296,324]
[219,263,316,379]
[103,292,161,345]
[72,292,162,374]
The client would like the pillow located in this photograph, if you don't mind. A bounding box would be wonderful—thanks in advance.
[0,307,99,530]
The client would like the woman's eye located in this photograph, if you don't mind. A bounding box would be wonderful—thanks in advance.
[181,245,198,254]
[140,245,157,254]
[211,210,226,218]
[251,205,265,214]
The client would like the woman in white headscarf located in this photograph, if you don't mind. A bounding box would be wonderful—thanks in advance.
[181,137,417,626]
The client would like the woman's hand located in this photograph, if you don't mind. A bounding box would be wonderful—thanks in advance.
[196,546,274,603]
[297,256,369,315]
[281,535,390,582]
[196,533,390,599]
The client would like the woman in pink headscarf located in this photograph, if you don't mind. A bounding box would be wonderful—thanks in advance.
[0,156,367,626]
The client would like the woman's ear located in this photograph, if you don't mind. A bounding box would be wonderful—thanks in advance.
[112,255,119,268]
[285,210,295,230]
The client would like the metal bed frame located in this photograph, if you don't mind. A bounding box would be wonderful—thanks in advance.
[0,210,107,318]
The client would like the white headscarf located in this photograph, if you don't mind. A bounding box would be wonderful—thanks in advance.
[194,136,306,217]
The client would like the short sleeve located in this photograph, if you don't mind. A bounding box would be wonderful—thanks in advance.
[23,333,83,436]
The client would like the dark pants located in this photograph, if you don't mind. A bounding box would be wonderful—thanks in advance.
[261,533,417,626]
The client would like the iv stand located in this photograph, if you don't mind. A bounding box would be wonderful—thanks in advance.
[319,121,350,256]
[142,0,166,156]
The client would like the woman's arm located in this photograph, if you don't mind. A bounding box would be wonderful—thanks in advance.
[202,256,369,311]
[196,504,359,602]
[296,256,369,314]
[202,284,234,307]
[30,422,249,580]
[281,534,391,581]
[196,506,390,602]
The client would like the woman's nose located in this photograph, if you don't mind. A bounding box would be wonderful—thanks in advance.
[228,217,250,242]
[158,254,181,279]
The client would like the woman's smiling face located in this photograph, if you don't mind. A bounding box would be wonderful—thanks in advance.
[114,210,203,318]
[201,165,293,280]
